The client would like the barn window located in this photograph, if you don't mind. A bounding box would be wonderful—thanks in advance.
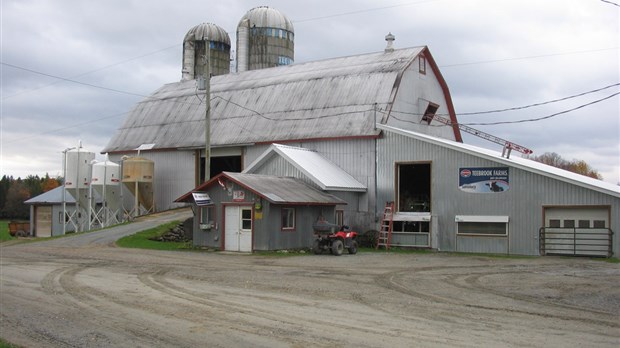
[455,216,509,236]
[281,207,296,230]
[578,220,590,228]
[549,219,561,228]
[593,220,606,228]
[419,55,427,74]
[335,210,344,227]
[421,102,439,124]
[563,220,575,228]
[396,162,431,212]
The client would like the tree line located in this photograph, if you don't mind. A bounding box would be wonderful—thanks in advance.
[0,174,62,220]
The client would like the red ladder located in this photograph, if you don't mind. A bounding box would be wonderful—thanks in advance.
[376,202,394,250]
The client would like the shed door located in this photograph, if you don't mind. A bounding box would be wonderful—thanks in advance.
[542,207,611,257]
[224,206,252,252]
[35,206,52,238]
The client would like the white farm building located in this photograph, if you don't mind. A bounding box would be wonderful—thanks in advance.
[102,7,619,256]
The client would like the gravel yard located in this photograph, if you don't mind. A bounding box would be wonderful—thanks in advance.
[1,212,618,347]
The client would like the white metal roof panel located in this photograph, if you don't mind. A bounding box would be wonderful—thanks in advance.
[244,144,367,192]
[103,47,425,153]
[379,124,620,198]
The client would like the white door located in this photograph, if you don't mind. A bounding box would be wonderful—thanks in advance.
[224,206,252,252]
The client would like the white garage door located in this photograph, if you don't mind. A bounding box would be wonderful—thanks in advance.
[542,207,611,257]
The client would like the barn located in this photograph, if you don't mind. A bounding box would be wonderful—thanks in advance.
[103,7,618,256]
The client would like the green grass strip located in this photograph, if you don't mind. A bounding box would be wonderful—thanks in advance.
[115,221,191,251]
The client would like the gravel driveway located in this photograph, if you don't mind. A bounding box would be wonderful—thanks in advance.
[1,209,618,347]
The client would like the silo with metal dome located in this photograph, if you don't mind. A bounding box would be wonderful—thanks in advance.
[182,22,231,80]
[236,6,294,72]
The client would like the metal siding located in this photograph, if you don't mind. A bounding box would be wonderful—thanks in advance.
[378,130,620,256]
[110,151,195,213]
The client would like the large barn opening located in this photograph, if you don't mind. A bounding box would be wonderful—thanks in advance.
[396,162,431,213]
[200,156,242,181]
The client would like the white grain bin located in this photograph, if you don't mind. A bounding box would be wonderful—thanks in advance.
[122,157,155,217]
[64,146,95,232]
[91,157,121,226]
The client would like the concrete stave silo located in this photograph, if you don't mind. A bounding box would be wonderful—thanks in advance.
[236,6,294,72]
[182,22,231,80]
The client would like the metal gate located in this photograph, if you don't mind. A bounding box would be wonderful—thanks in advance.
[539,227,613,257]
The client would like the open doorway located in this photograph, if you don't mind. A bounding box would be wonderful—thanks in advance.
[396,162,431,213]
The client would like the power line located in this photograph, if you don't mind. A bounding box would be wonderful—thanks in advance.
[293,0,441,23]
[2,44,180,100]
[600,0,619,7]
[440,47,619,68]
[461,92,620,126]
[457,83,620,116]
[1,62,150,99]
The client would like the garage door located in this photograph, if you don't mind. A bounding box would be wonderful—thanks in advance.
[35,206,52,238]
[541,207,612,257]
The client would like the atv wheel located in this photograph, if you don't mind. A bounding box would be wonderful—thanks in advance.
[332,239,344,256]
[348,240,358,254]
[312,240,322,254]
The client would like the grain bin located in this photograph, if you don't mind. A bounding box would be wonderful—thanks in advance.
[90,156,121,226]
[63,145,95,232]
[122,157,155,217]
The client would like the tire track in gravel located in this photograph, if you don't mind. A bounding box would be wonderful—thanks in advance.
[40,262,198,348]
[377,266,620,330]
[137,267,453,347]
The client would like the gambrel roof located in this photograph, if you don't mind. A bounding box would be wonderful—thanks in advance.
[102,46,460,153]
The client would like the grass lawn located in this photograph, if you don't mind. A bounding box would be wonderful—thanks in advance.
[116,221,191,251]
[0,220,14,242]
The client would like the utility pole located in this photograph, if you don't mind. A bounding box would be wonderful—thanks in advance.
[199,39,212,183]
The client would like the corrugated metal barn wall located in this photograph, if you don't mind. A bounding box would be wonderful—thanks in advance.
[244,139,377,231]
[377,130,619,255]
[109,150,196,213]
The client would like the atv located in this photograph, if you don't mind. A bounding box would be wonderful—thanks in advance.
[312,218,358,256]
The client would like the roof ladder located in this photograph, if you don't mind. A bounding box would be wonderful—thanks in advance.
[376,202,394,250]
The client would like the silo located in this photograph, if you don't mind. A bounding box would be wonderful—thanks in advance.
[64,145,95,232]
[181,22,231,80]
[122,157,155,217]
[90,157,121,227]
[236,6,294,72]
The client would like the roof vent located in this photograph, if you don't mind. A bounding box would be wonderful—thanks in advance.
[385,32,395,52]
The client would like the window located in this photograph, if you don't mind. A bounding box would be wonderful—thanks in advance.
[421,102,439,124]
[335,210,344,227]
[397,163,431,212]
[549,219,561,228]
[563,220,575,228]
[593,220,606,228]
[456,216,509,236]
[419,55,427,74]
[282,207,296,230]
[578,220,590,228]
[200,206,214,224]
[241,208,252,231]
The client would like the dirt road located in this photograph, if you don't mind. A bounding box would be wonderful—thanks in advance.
[1,212,619,347]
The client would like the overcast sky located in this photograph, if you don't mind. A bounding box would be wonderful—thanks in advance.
[1,0,618,184]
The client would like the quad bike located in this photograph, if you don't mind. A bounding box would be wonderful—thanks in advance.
[312,219,358,256]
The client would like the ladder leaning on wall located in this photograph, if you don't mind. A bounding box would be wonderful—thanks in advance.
[376,202,394,250]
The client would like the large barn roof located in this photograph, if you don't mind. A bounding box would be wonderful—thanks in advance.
[103,46,456,153]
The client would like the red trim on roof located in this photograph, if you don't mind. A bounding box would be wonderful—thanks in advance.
[423,47,463,142]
